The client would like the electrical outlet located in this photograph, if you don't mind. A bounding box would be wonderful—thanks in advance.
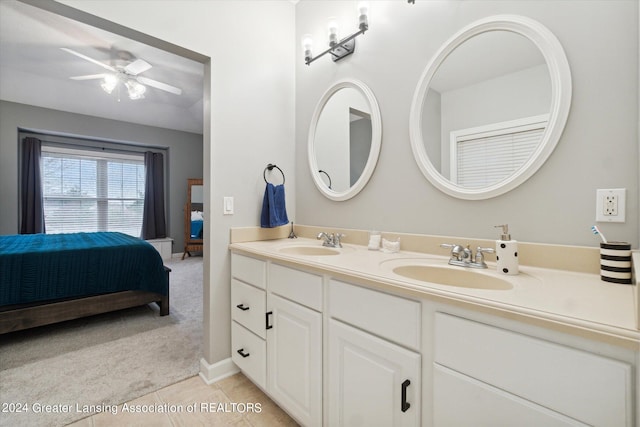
[596,188,626,223]
[603,194,618,216]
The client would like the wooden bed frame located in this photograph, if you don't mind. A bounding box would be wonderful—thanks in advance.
[0,266,170,335]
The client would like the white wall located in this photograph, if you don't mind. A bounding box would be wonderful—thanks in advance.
[58,0,296,366]
[296,0,638,247]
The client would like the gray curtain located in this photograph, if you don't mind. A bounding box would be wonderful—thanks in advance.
[141,151,167,239]
[20,137,46,234]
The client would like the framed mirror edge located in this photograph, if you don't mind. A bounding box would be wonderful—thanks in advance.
[409,14,572,200]
[308,78,382,201]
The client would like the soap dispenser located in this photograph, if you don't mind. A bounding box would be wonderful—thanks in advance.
[495,224,518,275]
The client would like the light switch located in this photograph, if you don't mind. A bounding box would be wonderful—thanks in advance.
[223,196,234,215]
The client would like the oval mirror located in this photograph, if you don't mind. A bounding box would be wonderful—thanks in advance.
[309,79,382,201]
[409,15,571,200]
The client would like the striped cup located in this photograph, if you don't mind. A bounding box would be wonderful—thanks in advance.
[600,242,632,284]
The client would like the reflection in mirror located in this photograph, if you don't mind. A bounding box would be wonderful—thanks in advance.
[190,184,203,238]
[423,30,550,188]
[309,79,382,201]
[349,109,372,187]
[314,89,372,192]
[318,169,332,189]
[191,184,203,204]
[409,15,572,200]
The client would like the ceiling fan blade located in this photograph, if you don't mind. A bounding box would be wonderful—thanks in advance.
[137,76,183,95]
[125,59,152,75]
[70,74,107,81]
[60,48,116,72]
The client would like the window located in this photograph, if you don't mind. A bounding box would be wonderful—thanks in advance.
[41,145,145,236]
[450,115,548,188]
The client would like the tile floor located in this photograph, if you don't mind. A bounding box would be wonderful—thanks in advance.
[67,373,298,426]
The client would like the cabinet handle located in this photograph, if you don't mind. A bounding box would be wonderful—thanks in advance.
[237,348,250,358]
[236,303,250,311]
[265,311,273,329]
[401,379,411,413]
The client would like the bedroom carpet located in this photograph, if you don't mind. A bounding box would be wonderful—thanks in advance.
[0,256,203,427]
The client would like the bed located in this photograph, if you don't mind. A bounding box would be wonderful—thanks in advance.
[0,232,170,334]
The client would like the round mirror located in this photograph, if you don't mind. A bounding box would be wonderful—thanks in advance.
[309,79,382,201]
[409,15,571,200]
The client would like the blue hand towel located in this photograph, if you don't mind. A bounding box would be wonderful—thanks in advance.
[261,183,289,228]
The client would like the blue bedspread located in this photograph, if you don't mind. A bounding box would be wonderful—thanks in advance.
[190,219,203,239]
[0,232,168,307]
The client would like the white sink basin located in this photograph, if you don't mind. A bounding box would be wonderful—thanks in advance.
[390,263,513,290]
[278,246,341,256]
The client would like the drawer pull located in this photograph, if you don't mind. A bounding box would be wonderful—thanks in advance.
[266,311,273,329]
[236,303,250,311]
[237,348,250,358]
[401,379,411,412]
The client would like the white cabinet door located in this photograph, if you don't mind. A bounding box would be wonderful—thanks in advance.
[267,294,322,427]
[328,319,421,427]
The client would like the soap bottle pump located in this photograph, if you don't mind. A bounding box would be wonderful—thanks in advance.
[494,224,519,275]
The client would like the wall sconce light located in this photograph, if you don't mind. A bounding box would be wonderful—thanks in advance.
[303,1,369,65]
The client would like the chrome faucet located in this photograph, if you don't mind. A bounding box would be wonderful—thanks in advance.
[440,244,494,269]
[317,232,346,248]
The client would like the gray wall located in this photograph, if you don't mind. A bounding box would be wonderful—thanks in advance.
[295,0,638,247]
[0,100,203,251]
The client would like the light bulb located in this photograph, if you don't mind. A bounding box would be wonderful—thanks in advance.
[126,80,146,100]
[100,74,118,94]
[328,18,339,47]
[302,34,313,63]
[358,1,369,31]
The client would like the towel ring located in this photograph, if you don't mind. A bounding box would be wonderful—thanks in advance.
[318,170,332,189]
[264,163,285,185]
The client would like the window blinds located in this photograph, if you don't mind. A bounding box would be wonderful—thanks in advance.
[41,146,145,236]
[451,115,547,189]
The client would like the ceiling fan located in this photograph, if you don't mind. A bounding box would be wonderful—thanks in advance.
[61,47,183,101]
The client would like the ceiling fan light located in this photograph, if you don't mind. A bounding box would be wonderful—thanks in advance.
[125,80,146,100]
[100,74,118,94]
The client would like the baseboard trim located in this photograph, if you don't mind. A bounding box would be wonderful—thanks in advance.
[199,357,239,385]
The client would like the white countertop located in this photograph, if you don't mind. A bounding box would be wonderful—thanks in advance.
[230,238,639,348]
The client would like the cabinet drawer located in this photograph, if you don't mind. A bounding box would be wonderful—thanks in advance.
[329,280,421,351]
[231,253,266,289]
[433,365,586,426]
[434,313,632,427]
[231,279,266,339]
[269,263,323,311]
[231,321,266,390]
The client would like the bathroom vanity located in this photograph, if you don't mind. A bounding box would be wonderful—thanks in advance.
[229,232,638,427]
